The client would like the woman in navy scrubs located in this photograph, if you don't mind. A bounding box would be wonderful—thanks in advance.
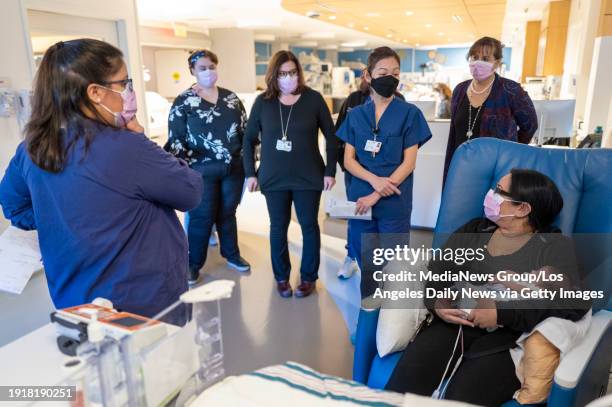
[337,47,431,299]
[0,39,202,317]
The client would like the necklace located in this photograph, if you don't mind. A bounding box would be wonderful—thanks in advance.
[467,102,483,139]
[469,77,494,95]
[279,100,294,141]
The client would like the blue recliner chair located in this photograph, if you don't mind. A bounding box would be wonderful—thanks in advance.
[353,138,612,406]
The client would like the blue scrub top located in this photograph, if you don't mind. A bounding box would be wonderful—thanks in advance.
[337,97,431,219]
[0,124,203,317]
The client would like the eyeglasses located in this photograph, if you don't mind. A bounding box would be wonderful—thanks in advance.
[102,78,133,92]
[494,185,522,203]
[468,55,496,63]
[278,69,298,78]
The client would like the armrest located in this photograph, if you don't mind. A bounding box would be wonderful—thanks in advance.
[554,310,611,388]
[353,308,380,384]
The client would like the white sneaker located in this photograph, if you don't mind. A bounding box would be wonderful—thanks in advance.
[337,256,358,280]
[209,231,218,247]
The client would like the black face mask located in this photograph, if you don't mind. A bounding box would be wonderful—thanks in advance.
[370,74,399,98]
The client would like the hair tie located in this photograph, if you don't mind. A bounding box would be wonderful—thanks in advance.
[56,41,65,49]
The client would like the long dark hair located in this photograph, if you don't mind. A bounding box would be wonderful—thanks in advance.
[507,169,563,231]
[263,50,306,99]
[25,38,124,173]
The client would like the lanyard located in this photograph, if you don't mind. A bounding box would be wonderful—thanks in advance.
[371,127,379,158]
[279,101,294,141]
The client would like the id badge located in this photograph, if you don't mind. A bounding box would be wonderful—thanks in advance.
[276,139,292,152]
[364,139,382,153]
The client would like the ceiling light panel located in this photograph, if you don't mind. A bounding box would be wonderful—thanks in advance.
[277,0,508,47]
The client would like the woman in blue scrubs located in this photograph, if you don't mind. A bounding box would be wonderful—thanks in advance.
[0,39,202,318]
[337,47,431,299]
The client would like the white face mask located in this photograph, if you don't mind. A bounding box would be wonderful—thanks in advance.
[278,75,298,94]
[196,69,218,88]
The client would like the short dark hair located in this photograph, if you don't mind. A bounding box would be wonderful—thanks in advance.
[468,36,504,61]
[26,38,124,173]
[188,49,219,70]
[366,46,401,74]
[506,169,564,231]
[263,50,306,99]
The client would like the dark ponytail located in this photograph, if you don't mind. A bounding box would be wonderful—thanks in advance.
[25,39,124,173]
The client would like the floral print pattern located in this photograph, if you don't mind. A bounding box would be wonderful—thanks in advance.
[164,87,246,166]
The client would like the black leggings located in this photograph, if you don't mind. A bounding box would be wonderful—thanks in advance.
[385,318,521,407]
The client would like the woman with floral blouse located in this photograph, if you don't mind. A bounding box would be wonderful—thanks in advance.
[165,49,250,284]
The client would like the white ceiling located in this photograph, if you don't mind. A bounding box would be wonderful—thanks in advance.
[136,0,399,49]
[501,0,549,47]
[137,0,553,50]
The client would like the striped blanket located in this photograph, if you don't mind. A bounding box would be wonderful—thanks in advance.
[192,361,476,406]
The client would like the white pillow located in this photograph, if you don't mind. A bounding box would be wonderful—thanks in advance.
[376,258,430,358]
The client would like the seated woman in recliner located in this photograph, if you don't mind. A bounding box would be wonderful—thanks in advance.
[385,168,590,407]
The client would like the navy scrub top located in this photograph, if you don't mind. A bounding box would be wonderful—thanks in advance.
[337,97,431,219]
[0,125,203,317]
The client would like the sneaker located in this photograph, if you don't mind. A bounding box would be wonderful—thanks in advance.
[188,266,201,285]
[209,231,218,247]
[227,256,251,272]
[337,256,358,280]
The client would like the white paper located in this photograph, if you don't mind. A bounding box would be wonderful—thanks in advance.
[0,226,42,294]
[326,197,372,220]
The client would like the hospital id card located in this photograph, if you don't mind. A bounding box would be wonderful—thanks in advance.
[364,140,382,153]
[276,139,292,152]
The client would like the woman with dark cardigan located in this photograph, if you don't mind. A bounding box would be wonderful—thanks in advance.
[443,37,538,183]
[243,50,338,298]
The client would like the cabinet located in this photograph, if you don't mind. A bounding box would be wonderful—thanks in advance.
[536,0,571,76]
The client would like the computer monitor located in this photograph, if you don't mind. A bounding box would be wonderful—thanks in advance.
[531,99,576,145]
[408,100,436,120]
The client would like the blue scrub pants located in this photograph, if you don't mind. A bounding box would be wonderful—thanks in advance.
[349,215,411,299]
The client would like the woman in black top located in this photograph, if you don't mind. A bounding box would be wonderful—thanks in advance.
[165,49,250,284]
[243,50,338,298]
[386,169,589,406]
